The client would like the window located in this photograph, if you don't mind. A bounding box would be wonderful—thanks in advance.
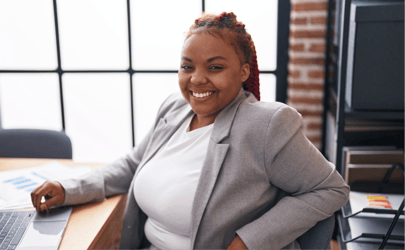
[0,0,290,163]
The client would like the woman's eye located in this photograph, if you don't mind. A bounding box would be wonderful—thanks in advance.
[181,65,192,70]
[209,66,223,70]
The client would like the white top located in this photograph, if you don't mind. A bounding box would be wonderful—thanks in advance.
[134,114,213,250]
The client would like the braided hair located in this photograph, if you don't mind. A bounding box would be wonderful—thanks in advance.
[185,12,260,101]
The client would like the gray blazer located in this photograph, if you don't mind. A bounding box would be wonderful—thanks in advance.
[59,89,349,250]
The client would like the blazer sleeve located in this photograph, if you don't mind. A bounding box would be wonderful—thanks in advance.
[236,105,350,250]
[58,95,174,206]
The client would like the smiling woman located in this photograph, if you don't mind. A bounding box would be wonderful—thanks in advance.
[179,12,259,131]
[30,11,349,250]
[179,34,250,131]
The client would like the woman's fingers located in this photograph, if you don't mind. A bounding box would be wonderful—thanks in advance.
[30,184,43,210]
[39,195,61,211]
[33,182,49,212]
[42,183,65,210]
[30,181,65,212]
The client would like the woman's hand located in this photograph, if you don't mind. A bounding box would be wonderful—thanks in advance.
[227,235,248,250]
[30,181,66,212]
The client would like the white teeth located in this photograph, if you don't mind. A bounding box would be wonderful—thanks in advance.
[193,91,213,98]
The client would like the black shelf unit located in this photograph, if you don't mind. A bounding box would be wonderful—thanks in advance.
[322,0,404,171]
[321,0,404,249]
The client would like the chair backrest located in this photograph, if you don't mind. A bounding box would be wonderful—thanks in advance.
[0,129,72,159]
[297,214,335,249]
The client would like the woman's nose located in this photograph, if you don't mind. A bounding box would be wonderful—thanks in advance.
[190,70,208,85]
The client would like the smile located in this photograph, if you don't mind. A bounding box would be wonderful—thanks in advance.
[192,91,214,98]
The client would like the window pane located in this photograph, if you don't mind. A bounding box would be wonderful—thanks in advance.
[57,0,129,70]
[63,73,132,163]
[0,73,62,130]
[259,73,276,103]
[0,0,57,70]
[205,0,278,71]
[131,0,201,70]
[133,73,180,145]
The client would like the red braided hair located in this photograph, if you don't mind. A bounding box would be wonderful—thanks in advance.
[185,12,261,101]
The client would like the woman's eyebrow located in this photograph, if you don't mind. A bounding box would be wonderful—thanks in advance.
[181,56,227,63]
[207,56,226,62]
[181,56,192,62]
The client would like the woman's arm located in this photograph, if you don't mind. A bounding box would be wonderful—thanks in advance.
[58,124,155,205]
[56,94,184,206]
[30,131,154,211]
[236,105,350,249]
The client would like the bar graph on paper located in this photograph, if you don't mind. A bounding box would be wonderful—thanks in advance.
[3,173,49,192]
[0,161,91,209]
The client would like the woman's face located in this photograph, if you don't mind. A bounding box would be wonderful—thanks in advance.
[179,34,250,120]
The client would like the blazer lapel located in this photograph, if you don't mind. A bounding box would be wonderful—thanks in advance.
[190,89,248,247]
[134,103,193,178]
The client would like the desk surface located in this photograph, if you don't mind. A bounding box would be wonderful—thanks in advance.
[0,158,127,250]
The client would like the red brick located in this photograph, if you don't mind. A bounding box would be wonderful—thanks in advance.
[294,109,323,117]
[309,43,326,53]
[289,82,324,91]
[289,70,301,78]
[306,135,322,143]
[292,2,328,12]
[290,43,305,52]
[307,122,323,130]
[289,96,323,105]
[290,30,326,39]
[291,17,308,25]
[310,16,327,25]
[290,57,325,65]
[308,70,324,79]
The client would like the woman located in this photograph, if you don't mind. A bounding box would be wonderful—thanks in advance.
[31,12,349,249]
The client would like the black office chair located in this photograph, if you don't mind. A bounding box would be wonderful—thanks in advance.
[0,129,72,159]
[297,214,335,249]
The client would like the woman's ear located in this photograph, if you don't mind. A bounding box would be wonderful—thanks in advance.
[240,63,250,83]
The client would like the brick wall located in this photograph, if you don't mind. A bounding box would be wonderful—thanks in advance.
[287,0,328,149]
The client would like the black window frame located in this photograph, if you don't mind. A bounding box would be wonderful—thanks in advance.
[0,0,290,147]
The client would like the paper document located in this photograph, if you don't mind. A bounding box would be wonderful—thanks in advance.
[0,161,91,209]
[349,191,404,219]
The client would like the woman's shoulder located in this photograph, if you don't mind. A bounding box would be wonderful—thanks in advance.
[232,96,304,148]
[238,97,303,125]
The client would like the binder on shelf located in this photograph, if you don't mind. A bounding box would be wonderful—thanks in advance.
[345,164,404,185]
[323,109,403,166]
[344,148,404,185]
[346,150,404,165]
[348,163,404,194]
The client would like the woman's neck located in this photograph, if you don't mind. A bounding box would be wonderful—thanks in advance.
[189,114,216,131]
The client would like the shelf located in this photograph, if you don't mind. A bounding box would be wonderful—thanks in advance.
[325,0,405,248]
[327,86,404,120]
[344,105,404,120]
[336,212,404,246]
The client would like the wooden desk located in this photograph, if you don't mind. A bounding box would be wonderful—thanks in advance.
[0,158,127,250]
